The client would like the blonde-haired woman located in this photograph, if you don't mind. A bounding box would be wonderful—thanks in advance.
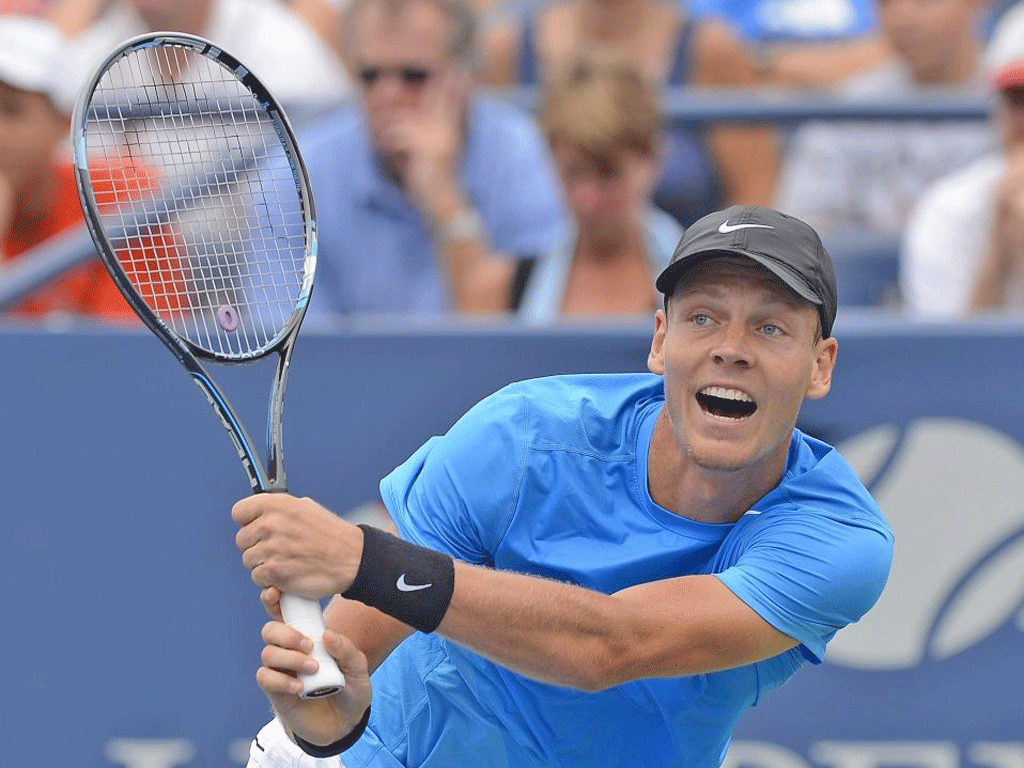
[511,53,683,322]
[484,0,778,227]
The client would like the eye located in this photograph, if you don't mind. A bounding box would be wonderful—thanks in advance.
[760,323,784,336]
[691,313,712,327]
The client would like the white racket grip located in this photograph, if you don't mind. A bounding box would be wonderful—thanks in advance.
[279,593,346,698]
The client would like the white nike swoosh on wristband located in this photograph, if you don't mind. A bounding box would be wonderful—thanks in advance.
[718,221,775,234]
[397,574,432,592]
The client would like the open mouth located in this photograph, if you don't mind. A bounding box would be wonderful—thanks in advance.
[696,386,757,420]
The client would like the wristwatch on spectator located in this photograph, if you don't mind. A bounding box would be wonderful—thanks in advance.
[433,206,486,248]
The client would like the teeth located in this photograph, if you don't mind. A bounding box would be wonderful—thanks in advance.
[700,386,754,402]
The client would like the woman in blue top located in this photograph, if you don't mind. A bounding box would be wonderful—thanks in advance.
[235,205,894,768]
[481,0,779,226]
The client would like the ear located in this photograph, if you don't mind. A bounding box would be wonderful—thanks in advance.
[647,308,668,375]
[805,336,838,400]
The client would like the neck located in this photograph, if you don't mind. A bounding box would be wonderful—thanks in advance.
[646,408,789,524]
[573,210,646,261]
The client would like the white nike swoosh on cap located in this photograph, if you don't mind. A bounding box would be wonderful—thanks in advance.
[718,221,775,234]
[396,574,432,592]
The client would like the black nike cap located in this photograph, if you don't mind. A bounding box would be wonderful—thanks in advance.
[656,205,838,338]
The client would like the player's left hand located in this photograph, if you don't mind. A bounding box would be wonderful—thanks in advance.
[231,494,363,598]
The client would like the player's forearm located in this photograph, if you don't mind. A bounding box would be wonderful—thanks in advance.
[437,563,638,690]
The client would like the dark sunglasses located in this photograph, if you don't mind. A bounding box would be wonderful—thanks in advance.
[358,65,433,87]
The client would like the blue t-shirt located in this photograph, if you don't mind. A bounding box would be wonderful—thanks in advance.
[347,373,893,768]
[690,0,876,41]
[297,95,569,318]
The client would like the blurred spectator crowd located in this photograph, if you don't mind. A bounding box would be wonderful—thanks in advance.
[1,0,1024,323]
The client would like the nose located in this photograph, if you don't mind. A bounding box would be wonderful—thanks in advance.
[363,75,410,109]
[710,323,754,367]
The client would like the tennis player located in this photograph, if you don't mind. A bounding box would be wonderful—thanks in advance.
[234,205,895,768]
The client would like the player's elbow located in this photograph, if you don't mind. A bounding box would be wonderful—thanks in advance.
[586,627,718,690]
[571,633,655,692]
[567,658,618,693]
[546,636,628,692]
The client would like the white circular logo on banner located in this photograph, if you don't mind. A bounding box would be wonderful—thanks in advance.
[827,418,1024,670]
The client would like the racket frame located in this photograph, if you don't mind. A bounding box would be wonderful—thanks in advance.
[72,31,318,493]
[71,31,343,698]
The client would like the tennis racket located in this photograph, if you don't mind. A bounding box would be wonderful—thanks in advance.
[71,32,344,698]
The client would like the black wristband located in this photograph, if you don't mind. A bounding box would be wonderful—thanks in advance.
[294,705,371,757]
[342,524,455,633]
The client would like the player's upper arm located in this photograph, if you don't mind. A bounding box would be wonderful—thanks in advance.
[604,574,800,685]
[600,512,892,685]
[715,513,894,663]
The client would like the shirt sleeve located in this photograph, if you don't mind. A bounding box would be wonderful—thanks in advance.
[379,389,531,564]
[715,512,894,663]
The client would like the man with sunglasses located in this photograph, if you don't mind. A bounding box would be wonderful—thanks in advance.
[299,0,568,318]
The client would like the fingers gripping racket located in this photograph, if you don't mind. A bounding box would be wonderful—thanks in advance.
[71,33,344,697]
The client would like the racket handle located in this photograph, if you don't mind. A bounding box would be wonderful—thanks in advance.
[279,593,346,698]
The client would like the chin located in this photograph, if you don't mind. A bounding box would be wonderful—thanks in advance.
[685,440,759,473]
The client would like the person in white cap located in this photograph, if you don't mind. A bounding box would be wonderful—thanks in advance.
[0,14,133,318]
[901,3,1024,315]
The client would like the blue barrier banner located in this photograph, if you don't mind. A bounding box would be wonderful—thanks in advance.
[2,317,1022,767]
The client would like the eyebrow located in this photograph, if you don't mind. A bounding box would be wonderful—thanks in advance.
[674,282,810,312]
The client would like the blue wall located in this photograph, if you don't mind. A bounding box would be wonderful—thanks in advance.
[3,316,1023,767]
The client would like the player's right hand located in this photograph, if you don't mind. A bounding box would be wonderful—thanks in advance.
[256,613,373,749]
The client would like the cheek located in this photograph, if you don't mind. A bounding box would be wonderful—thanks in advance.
[659,348,696,412]
[777,359,817,410]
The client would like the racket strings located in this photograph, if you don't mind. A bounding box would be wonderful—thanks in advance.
[82,42,310,359]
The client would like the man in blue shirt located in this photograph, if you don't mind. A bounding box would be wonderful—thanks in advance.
[300,0,567,319]
[234,205,894,767]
